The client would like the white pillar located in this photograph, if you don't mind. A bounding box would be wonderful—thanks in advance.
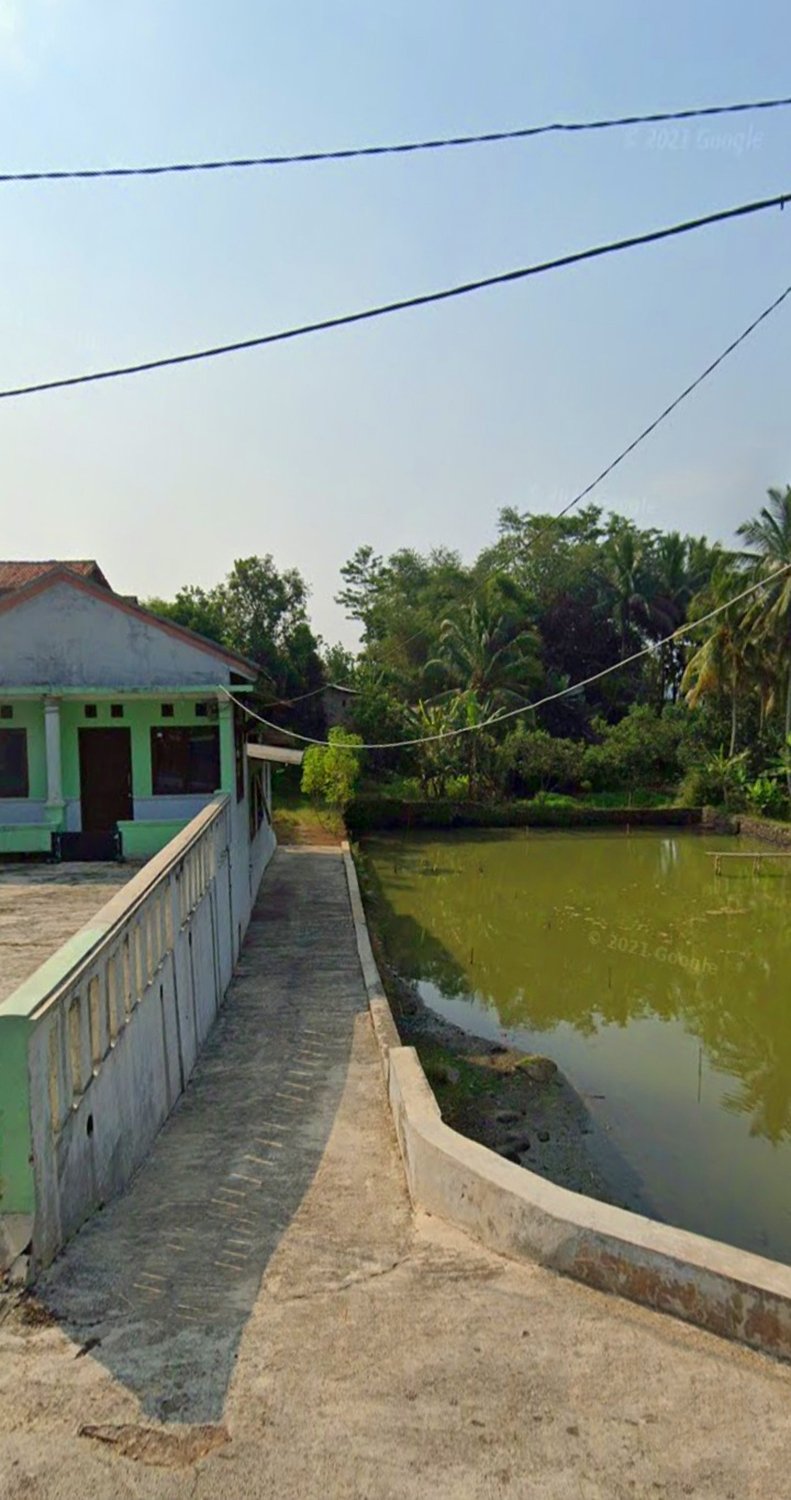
[44,696,63,806]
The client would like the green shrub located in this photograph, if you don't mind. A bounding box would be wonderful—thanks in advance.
[745,775,788,819]
[677,749,748,810]
[301,727,364,807]
[344,794,701,834]
[496,728,584,797]
[581,705,687,790]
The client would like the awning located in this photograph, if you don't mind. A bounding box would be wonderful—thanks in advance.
[246,742,304,766]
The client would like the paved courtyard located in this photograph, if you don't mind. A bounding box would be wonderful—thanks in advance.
[0,861,136,1003]
[1,847,791,1499]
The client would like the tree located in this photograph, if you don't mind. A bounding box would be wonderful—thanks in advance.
[738,486,791,792]
[322,642,358,685]
[427,580,541,708]
[145,555,325,735]
[601,523,650,653]
[682,561,752,757]
[301,728,363,807]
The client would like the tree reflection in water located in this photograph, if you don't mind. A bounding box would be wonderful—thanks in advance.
[364,830,791,1145]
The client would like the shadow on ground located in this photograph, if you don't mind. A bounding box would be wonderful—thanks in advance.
[35,849,365,1424]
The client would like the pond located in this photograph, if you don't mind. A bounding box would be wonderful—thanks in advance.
[363,828,791,1264]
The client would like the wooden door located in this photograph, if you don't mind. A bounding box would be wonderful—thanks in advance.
[78,728,133,832]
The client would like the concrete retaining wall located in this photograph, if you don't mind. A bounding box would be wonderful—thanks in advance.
[737,814,791,847]
[342,844,791,1361]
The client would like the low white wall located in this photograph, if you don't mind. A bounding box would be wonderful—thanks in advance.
[3,793,274,1272]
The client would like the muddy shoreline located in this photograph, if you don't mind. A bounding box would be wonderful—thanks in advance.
[362,891,652,1215]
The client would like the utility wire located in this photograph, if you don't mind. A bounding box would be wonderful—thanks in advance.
[225,564,791,750]
[535,283,791,527]
[0,190,788,404]
[3,96,790,183]
[354,277,791,663]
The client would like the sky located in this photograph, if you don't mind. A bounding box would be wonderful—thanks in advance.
[0,1,790,648]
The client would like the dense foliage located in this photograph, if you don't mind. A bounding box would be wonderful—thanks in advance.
[302,728,363,808]
[331,488,791,816]
[146,488,791,818]
[146,555,325,735]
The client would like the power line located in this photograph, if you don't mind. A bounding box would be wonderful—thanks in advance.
[0,190,788,404]
[225,563,791,750]
[355,277,791,662]
[4,96,790,183]
[541,283,791,526]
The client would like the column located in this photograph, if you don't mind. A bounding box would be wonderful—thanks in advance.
[217,696,235,797]
[44,695,63,807]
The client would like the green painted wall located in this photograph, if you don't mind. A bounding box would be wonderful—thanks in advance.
[118,819,191,857]
[0,693,235,853]
[60,696,230,801]
[0,699,46,801]
[0,1017,34,1215]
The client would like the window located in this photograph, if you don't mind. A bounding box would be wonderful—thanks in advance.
[0,705,12,720]
[110,703,124,719]
[161,703,174,719]
[84,704,98,719]
[0,729,29,798]
[151,727,220,795]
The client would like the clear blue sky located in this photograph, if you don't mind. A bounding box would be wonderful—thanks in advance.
[1,1,789,647]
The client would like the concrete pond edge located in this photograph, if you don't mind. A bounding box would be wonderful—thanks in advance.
[341,840,791,1362]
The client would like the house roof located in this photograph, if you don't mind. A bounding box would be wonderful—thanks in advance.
[0,563,259,679]
[0,559,111,594]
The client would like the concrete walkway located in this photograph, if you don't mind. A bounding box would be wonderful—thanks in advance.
[2,846,791,1498]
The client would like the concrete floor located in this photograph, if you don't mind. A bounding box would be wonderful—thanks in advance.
[0,862,135,1003]
[2,847,791,1498]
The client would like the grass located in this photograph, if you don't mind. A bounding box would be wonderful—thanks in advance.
[271,766,344,846]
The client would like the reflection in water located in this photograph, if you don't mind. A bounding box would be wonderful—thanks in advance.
[365,829,791,1262]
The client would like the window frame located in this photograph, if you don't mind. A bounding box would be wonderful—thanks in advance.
[150,725,221,797]
[0,727,30,799]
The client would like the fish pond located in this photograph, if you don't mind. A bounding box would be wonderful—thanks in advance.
[363,828,791,1264]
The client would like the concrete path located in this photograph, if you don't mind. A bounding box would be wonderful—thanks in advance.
[2,846,791,1498]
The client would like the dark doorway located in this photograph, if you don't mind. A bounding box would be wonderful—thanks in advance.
[79,727,133,833]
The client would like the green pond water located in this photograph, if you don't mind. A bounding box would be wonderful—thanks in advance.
[364,828,791,1264]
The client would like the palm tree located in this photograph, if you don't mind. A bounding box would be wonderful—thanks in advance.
[681,561,752,756]
[426,583,541,800]
[601,526,649,652]
[646,532,698,705]
[738,486,791,792]
[428,583,541,708]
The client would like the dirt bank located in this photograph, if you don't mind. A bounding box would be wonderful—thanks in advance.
[362,894,650,1215]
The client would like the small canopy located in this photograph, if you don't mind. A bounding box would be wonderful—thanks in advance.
[246,742,304,766]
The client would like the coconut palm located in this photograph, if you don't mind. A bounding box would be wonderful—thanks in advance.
[601,526,650,652]
[682,561,752,756]
[737,486,791,791]
[428,583,541,708]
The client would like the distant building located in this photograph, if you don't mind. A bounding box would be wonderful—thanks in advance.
[0,560,297,860]
[322,682,359,730]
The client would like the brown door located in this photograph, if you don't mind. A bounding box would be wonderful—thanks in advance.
[79,728,133,832]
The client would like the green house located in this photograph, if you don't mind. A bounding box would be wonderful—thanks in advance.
[0,560,270,860]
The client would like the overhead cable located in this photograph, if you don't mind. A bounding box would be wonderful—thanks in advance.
[3,95,790,183]
[349,277,791,662]
[0,190,788,404]
[223,563,791,750]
